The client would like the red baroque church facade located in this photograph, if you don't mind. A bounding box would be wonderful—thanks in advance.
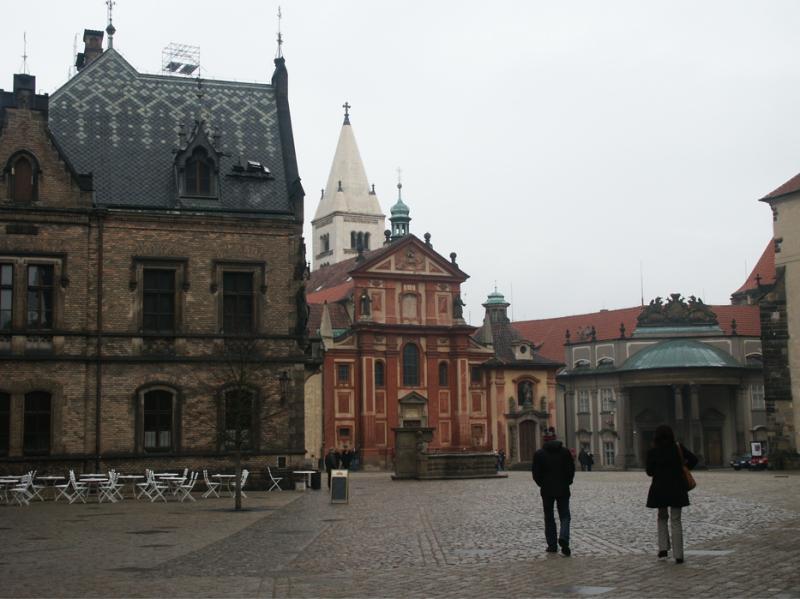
[310,234,498,466]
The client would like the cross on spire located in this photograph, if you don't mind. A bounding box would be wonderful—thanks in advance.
[106,0,117,48]
[342,101,351,125]
[21,32,28,74]
[275,6,284,59]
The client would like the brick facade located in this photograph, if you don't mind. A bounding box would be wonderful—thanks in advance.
[0,54,314,479]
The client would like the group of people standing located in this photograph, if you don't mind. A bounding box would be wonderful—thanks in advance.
[324,447,356,488]
[532,424,697,563]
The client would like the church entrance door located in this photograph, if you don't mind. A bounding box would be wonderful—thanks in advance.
[704,428,723,466]
[519,421,536,462]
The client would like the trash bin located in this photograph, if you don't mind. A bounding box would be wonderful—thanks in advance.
[310,470,321,490]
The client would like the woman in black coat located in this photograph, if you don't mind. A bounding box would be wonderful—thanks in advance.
[646,424,698,564]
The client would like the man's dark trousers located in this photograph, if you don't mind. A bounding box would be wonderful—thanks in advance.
[542,495,570,548]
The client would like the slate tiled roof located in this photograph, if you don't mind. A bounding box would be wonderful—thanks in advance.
[49,50,291,213]
[761,171,800,201]
[733,240,776,297]
[474,317,563,368]
[514,304,761,364]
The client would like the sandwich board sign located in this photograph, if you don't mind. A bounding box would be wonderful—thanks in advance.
[330,469,349,504]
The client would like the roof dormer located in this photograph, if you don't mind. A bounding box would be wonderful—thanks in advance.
[174,119,223,204]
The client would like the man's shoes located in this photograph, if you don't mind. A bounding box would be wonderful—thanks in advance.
[658,550,668,558]
[545,546,558,553]
[558,538,571,557]
[675,558,684,564]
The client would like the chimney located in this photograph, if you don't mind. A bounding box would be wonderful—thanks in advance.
[76,29,105,71]
[13,74,36,108]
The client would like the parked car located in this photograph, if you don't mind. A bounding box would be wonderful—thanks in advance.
[749,455,769,470]
[730,454,752,470]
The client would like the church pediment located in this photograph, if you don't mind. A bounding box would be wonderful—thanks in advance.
[398,391,428,405]
[352,235,467,280]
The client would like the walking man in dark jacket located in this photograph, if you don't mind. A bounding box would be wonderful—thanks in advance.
[324,447,339,489]
[532,436,576,556]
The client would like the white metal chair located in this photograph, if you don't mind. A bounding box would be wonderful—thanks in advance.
[136,470,168,503]
[98,471,121,503]
[27,470,47,502]
[135,469,154,500]
[176,471,198,502]
[55,470,87,504]
[202,469,220,498]
[267,467,283,492]
[237,469,249,498]
[9,474,33,506]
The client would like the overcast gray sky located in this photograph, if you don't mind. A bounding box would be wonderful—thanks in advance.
[3,1,799,323]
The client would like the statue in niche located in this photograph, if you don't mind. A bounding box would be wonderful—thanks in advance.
[453,294,465,319]
[360,290,372,317]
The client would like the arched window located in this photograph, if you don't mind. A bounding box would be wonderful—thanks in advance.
[364,232,370,250]
[223,387,254,450]
[402,343,420,386]
[23,391,51,455]
[438,362,449,386]
[142,389,174,452]
[374,361,385,387]
[12,156,34,202]
[351,231,357,249]
[185,148,213,195]
[357,232,364,250]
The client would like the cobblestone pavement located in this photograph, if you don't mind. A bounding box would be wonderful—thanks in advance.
[1,470,799,598]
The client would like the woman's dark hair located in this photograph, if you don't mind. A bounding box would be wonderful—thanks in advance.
[653,424,676,448]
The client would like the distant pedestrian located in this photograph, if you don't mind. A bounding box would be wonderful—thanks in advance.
[587,452,594,472]
[324,447,339,489]
[646,424,698,564]
[578,449,590,472]
[497,449,506,471]
[532,434,575,556]
[340,447,353,470]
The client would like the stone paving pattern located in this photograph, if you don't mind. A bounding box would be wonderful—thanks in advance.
[1,470,799,597]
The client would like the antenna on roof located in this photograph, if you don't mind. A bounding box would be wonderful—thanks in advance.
[275,6,284,59]
[21,32,29,74]
[640,261,644,306]
[161,42,201,77]
[105,0,116,49]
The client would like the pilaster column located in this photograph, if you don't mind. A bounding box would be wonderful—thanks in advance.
[617,388,634,469]
[673,385,684,420]
[689,384,703,459]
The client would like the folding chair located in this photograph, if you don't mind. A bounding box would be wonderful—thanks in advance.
[202,469,220,499]
[176,471,198,502]
[55,470,87,504]
[266,467,283,492]
[26,470,46,502]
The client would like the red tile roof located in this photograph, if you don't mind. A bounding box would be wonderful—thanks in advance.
[733,240,776,297]
[307,301,352,336]
[761,171,800,201]
[513,304,761,364]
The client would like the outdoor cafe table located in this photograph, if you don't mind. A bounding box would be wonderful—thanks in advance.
[292,470,316,490]
[212,474,236,495]
[35,475,65,500]
[116,474,144,498]
[0,478,20,503]
[80,477,108,502]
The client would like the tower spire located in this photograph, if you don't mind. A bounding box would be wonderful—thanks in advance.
[105,0,116,49]
[389,168,411,241]
[342,101,351,125]
[275,6,284,59]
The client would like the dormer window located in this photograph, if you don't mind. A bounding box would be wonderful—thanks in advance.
[185,148,213,196]
[5,152,39,202]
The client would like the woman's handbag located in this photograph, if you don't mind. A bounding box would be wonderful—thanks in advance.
[677,443,696,491]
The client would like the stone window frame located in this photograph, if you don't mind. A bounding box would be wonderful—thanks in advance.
[133,384,182,454]
[750,383,765,410]
[0,263,13,331]
[0,381,63,457]
[402,342,421,387]
[438,361,449,387]
[336,363,351,387]
[129,257,189,335]
[217,384,262,452]
[374,360,385,388]
[469,365,483,387]
[600,387,615,413]
[209,260,267,335]
[577,388,591,414]
[0,253,68,333]
[3,150,41,203]
[23,390,52,456]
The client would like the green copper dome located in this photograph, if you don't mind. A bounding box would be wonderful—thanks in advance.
[484,290,508,305]
[620,339,740,371]
[391,197,410,216]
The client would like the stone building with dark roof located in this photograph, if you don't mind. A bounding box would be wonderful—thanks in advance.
[0,28,314,475]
